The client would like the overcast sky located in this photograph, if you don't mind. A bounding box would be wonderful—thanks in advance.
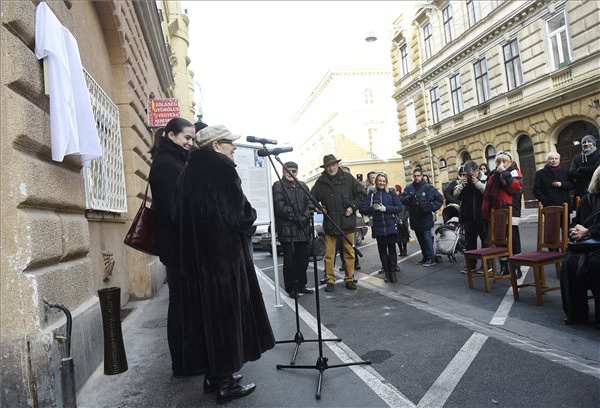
[183,1,410,143]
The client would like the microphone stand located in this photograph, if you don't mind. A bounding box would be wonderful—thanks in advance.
[261,148,341,365]
[263,153,370,400]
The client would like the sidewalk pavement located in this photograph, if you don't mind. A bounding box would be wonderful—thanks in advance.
[77,272,397,408]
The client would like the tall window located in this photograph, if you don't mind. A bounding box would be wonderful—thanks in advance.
[405,100,417,134]
[364,88,373,105]
[474,58,490,103]
[430,86,441,124]
[443,5,453,44]
[400,44,410,76]
[449,74,464,114]
[503,39,523,91]
[467,0,480,26]
[485,145,497,170]
[368,128,378,159]
[546,11,572,70]
[423,23,433,59]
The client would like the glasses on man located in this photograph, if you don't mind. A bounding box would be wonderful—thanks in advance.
[217,139,234,145]
[287,169,298,174]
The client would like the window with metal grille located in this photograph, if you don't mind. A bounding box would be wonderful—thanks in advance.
[467,0,480,27]
[443,5,453,44]
[400,44,409,76]
[423,23,433,59]
[546,10,572,70]
[503,39,523,91]
[474,58,490,103]
[450,73,464,114]
[82,69,127,213]
[485,145,497,170]
[430,86,441,124]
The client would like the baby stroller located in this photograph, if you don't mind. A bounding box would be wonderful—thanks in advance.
[434,205,465,263]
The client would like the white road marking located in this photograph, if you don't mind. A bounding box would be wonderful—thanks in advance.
[416,332,488,408]
[489,266,529,326]
[255,266,416,408]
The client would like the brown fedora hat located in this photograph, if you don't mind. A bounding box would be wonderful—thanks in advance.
[320,154,342,168]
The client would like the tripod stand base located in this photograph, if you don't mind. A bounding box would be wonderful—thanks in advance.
[276,332,342,365]
[277,356,371,399]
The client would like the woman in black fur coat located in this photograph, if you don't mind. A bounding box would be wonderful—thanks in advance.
[174,125,275,404]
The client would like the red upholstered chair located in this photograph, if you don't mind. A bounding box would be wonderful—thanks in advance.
[464,207,513,292]
[508,203,568,306]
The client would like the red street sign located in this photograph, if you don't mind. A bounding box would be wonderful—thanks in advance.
[147,98,180,127]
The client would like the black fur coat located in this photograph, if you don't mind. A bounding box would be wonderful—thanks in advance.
[172,149,275,376]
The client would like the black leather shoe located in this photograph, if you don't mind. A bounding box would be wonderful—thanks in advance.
[204,374,243,393]
[216,380,256,404]
[298,286,313,294]
[288,290,299,299]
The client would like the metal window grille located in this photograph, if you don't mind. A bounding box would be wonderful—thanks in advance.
[82,69,127,213]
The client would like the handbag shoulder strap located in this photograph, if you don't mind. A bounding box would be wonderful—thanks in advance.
[143,182,150,206]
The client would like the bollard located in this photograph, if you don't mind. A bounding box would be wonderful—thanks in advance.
[97,287,128,375]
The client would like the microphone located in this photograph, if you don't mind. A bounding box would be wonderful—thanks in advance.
[246,136,278,145]
[256,146,293,157]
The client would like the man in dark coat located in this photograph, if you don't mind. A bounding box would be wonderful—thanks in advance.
[401,168,444,267]
[569,135,600,209]
[272,161,314,298]
[533,152,574,211]
[454,161,487,272]
[310,154,367,292]
[174,125,275,404]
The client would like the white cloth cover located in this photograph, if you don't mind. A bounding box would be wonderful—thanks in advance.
[34,2,102,167]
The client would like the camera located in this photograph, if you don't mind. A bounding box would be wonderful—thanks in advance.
[356,174,363,182]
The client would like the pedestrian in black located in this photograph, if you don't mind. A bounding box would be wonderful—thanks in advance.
[443,166,463,224]
[569,135,600,209]
[148,117,196,377]
[533,152,574,210]
[454,160,487,273]
[272,161,314,298]
[174,125,275,404]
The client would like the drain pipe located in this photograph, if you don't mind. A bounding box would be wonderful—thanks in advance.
[44,299,77,408]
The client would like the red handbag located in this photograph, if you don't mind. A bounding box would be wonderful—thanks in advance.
[124,183,159,256]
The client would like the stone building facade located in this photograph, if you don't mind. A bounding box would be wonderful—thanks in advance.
[0,0,194,405]
[293,68,405,187]
[391,0,600,205]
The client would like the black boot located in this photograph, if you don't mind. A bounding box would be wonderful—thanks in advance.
[216,375,256,404]
[204,374,243,393]
[499,260,509,276]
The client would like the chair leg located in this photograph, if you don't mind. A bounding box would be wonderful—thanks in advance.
[509,260,520,301]
[534,266,544,306]
[482,257,491,292]
[466,257,474,289]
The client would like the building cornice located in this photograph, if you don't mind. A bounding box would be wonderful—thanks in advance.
[133,0,174,93]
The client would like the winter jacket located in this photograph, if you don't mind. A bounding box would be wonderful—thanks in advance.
[444,179,460,205]
[400,181,443,231]
[569,149,600,204]
[310,169,367,235]
[533,164,574,210]
[482,163,523,222]
[272,179,313,242]
[453,172,486,223]
[148,138,189,268]
[360,188,403,238]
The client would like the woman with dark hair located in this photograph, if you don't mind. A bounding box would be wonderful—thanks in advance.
[479,163,490,182]
[361,174,403,282]
[561,166,600,328]
[148,117,195,377]
[174,125,275,403]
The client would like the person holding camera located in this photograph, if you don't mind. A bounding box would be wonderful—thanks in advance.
[401,168,444,267]
[454,160,487,273]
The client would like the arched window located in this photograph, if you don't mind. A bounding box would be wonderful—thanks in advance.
[364,88,374,105]
[485,145,496,170]
[459,151,471,164]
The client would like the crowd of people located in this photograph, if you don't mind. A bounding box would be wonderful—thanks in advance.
[145,117,599,404]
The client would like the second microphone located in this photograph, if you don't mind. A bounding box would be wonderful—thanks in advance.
[256,146,293,157]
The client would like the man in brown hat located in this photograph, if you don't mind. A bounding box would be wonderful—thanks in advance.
[311,155,367,291]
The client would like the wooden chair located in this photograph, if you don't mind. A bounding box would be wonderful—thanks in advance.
[508,203,569,306]
[464,207,513,292]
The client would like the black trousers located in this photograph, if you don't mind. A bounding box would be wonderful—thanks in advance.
[463,221,487,267]
[376,234,398,272]
[281,241,310,292]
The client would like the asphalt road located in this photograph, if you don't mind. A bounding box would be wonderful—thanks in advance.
[253,224,600,407]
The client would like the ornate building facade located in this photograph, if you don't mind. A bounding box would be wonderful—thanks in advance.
[392,0,599,205]
[0,1,195,405]
[293,68,405,187]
